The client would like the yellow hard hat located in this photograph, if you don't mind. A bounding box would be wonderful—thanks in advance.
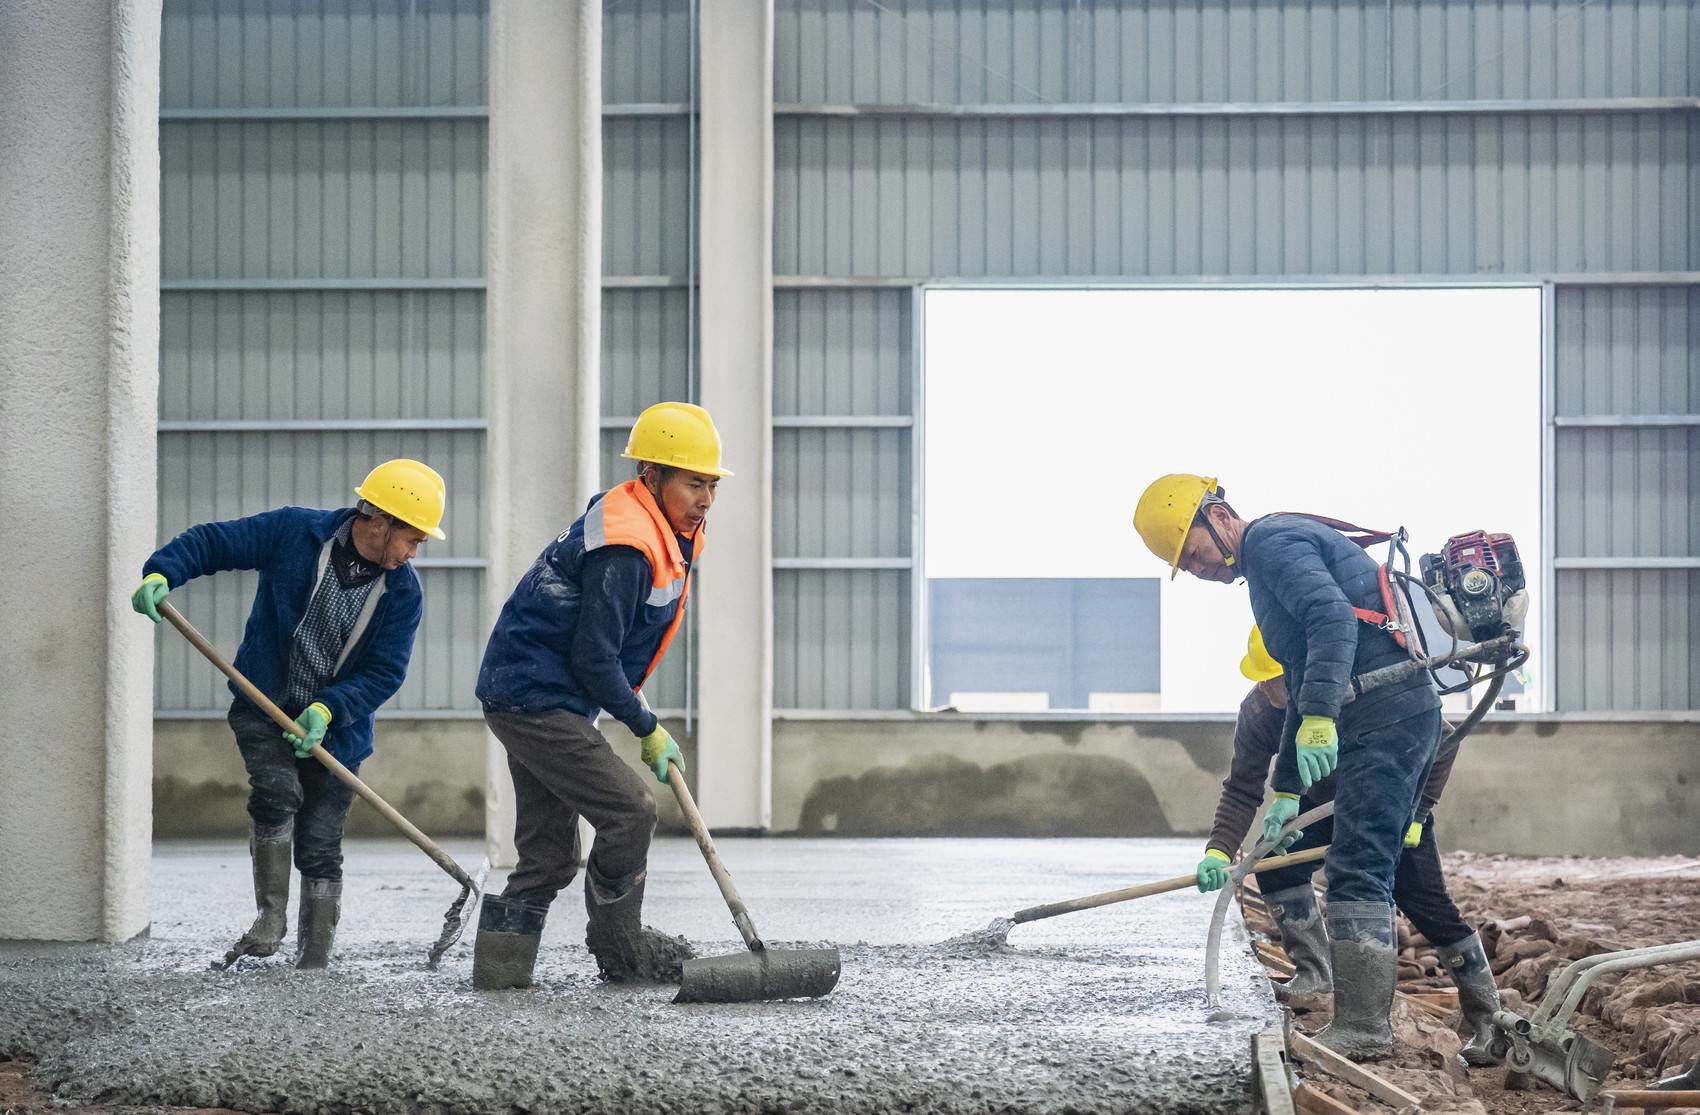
[355,459,447,540]
[621,401,734,478]
[1133,473,1219,579]
[1240,626,1283,682]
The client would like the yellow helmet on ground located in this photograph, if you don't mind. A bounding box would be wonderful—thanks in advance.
[622,402,734,478]
[1133,473,1219,579]
[1240,626,1283,682]
[355,459,447,540]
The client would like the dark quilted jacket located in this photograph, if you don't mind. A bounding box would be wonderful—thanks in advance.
[1241,513,1440,795]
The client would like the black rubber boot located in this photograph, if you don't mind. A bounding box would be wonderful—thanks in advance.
[471,894,548,991]
[1264,882,1333,1010]
[1315,900,1398,1061]
[1654,1058,1700,1090]
[294,877,341,969]
[218,823,293,969]
[1436,931,1501,1066]
[584,866,695,983]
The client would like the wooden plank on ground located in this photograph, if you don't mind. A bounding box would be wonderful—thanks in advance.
[1291,1032,1421,1114]
[1292,1082,1362,1115]
[1599,1090,1700,1113]
[1253,1025,1297,1115]
[1395,990,1454,1019]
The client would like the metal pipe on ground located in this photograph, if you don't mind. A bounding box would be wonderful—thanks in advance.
[159,601,488,966]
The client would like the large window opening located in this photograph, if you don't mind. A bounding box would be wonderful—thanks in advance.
[923,287,1544,714]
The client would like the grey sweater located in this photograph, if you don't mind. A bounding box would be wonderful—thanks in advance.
[1205,685,1460,858]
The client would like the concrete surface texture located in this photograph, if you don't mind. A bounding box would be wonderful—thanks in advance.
[150,714,1700,856]
[0,0,160,942]
[0,837,1275,1114]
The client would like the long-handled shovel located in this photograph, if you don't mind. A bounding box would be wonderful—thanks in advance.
[946,844,1330,950]
[663,761,841,1003]
[159,601,488,967]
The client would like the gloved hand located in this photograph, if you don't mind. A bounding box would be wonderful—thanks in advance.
[1404,820,1423,848]
[1195,849,1231,893]
[1295,715,1339,788]
[639,724,685,784]
[283,702,331,758]
[130,573,170,623]
[1261,794,1302,852]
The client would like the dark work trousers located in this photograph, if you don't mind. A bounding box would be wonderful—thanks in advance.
[1323,706,1442,905]
[1257,808,1474,948]
[483,707,658,906]
[228,699,357,880]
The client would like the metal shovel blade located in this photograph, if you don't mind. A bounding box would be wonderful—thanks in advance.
[427,857,490,969]
[1527,1032,1616,1103]
[673,946,842,1004]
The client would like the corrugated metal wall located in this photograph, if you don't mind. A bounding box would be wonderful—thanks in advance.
[157,0,488,715]
[764,0,1699,712]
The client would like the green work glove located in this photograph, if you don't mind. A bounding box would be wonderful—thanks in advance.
[130,573,170,623]
[283,702,331,759]
[1261,794,1302,852]
[639,724,685,784]
[1196,849,1232,893]
[1404,820,1424,848]
[1295,715,1339,788]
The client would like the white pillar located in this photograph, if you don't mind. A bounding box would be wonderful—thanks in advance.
[484,0,603,867]
[696,0,775,830]
[0,0,161,941]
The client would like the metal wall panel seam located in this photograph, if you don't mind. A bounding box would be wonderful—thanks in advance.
[771,97,1700,117]
[772,272,1700,288]
[162,106,488,120]
[161,278,485,290]
[158,418,489,431]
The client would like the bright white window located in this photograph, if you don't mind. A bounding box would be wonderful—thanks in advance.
[924,287,1543,713]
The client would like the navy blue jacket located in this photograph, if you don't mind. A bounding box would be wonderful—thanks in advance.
[476,491,692,738]
[143,507,424,767]
[1241,514,1439,796]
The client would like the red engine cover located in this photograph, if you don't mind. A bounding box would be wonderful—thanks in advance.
[1442,530,1519,577]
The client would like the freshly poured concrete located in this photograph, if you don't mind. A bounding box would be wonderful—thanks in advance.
[0,837,1276,1113]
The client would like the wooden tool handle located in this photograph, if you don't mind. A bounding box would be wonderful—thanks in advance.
[1012,844,1330,925]
[159,600,475,891]
[666,762,764,952]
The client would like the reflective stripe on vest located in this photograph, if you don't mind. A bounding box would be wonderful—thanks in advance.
[582,479,705,686]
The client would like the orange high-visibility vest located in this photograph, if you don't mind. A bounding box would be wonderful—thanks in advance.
[581,478,705,686]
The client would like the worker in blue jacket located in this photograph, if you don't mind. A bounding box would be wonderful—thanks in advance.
[471,402,730,992]
[1135,474,1441,1062]
[130,459,446,970]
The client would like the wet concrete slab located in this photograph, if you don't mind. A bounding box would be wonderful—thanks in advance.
[0,837,1276,1114]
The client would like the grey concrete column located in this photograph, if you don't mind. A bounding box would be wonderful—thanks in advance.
[696,0,775,830]
[484,0,602,866]
[0,0,161,941]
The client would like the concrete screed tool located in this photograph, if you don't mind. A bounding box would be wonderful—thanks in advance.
[160,601,489,968]
[663,760,841,1003]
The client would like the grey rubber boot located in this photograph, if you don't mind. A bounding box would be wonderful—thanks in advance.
[584,866,695,983]
[218,823,293,969]
[471,894,548,990]
[1436,931,1501,1066]
[294,877,342,970]
[1654,1058,1700,1090]
[1264,882,1333,1010]
[1315,900,1398,1061]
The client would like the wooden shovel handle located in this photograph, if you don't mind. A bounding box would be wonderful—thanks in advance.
[1012,844,1330,925]
[666,762,765,952]
[158,600,475,891]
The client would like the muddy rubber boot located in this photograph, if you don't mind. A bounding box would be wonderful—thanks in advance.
[217,824,293,969]
[1654,1058,1700,1090]
[471,894,548,990]
[1436,931,1500,1066]
[1314,900,1397,1062]
[1264,882,1333,1011]
[294,877,341,970]
[583,867,696,983]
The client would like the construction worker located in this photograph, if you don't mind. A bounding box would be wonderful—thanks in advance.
[130,459,446,969]
[1135,474,1441,1061]
[1196,627,1502,1065]
[470,402,729,991]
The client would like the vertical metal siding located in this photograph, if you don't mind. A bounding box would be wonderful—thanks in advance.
[157,1,488,714]
[775,0,1692,106]
[603,0,694,105]
[1552,285,1700,711]
[603,118,694,278]
[775,113,1694,279]
[774,570,911,709]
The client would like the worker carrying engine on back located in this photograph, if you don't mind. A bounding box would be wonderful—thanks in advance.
[1196,626,1502,1066]
[1134,473,1441,1062]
